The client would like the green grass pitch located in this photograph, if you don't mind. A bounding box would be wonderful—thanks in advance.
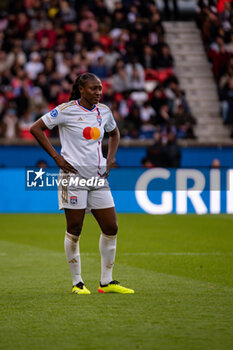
[0,214,233,350]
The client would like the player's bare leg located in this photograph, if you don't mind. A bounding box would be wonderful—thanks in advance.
[91,207,118,236]
[64,209,90,294]
[92,207,134,294]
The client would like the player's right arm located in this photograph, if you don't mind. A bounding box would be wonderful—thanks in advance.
[30,119,77,173]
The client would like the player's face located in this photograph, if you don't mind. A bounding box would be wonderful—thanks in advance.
[80,79,102,105]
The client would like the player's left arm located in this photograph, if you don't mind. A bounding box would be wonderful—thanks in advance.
[104,126,120,178]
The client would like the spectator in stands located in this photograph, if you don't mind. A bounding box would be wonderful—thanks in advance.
[156,44,174,68]
[218,58,233,123]
[125,105,142,139]
[22,29,37,54]
[140,101,156,124]
[87,44,105,67]
[91,56,109,79]
[15,85,30,118]
[56,80,71,105]
[146,131,170,167]
[1,69,13,102]
[94,0,110,22]
[219,58,233,89]
[56,54,71,78]
[36,159,48,169]
[80,10,98,34]
[161,123,181,167]
[7,39,26,69]
[112,59,129,93]
[166,79,191,116]
[164,0,179,20]
[1,108,19,139]
[0,94,6,120]
[220,77,233,124]
[209,40,231,79]
[127,4,139,24]
[18,110,35,139]
[105,44,121,70]
[141,157,153,168]
[72,32,84,54]
[151,85,167,115]
[118,91,134,119]
[111,105,127,138]
[0,51,11,73]
[126,58,145,91]
[59,1,77,23]
[209,34,226,53]
[173,104,197,139]
[24,52,44,81]
[211,158,221,168]
[11,67,31,98]
[200,7,220,46]
[35,73,50,101]
[36,20,57,50]
[140,101,156,139]
[112,9,127,29]
[140,44,158,69]
[15,12,30,38]
[227,31,233,53]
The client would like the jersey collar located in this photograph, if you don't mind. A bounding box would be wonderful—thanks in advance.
[75,100,97,112]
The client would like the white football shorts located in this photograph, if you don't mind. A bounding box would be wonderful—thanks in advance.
[58,171,115,211]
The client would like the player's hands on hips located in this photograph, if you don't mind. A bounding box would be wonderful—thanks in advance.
[103,158,115,178]
[53,155,77,173]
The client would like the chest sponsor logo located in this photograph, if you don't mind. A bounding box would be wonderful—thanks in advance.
[83,127,100,140]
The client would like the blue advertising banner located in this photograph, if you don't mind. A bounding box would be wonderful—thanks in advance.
[0,168,233,214]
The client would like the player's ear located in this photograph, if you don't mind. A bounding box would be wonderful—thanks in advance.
[79,85,84,94]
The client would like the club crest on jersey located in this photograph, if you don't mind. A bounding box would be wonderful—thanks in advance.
[50,109,58,118]
[97,114,102,126]
[70,196,77,204]
[96,108,102,126]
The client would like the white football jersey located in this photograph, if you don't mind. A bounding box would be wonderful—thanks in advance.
[41,100,116,178]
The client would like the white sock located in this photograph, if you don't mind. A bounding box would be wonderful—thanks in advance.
[64,231,83,286]
[99,233,117,285]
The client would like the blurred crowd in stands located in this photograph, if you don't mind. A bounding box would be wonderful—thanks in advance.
[0,0,196,163]
[197,0,233,137]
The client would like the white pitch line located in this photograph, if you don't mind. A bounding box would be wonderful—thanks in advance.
[1,252,232,257]
[82,252,233,256]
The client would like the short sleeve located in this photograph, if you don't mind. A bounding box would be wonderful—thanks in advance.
[104,110,117,133]
[41,108,65,130]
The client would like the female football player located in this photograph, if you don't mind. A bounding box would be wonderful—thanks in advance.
[30,73,134,294]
